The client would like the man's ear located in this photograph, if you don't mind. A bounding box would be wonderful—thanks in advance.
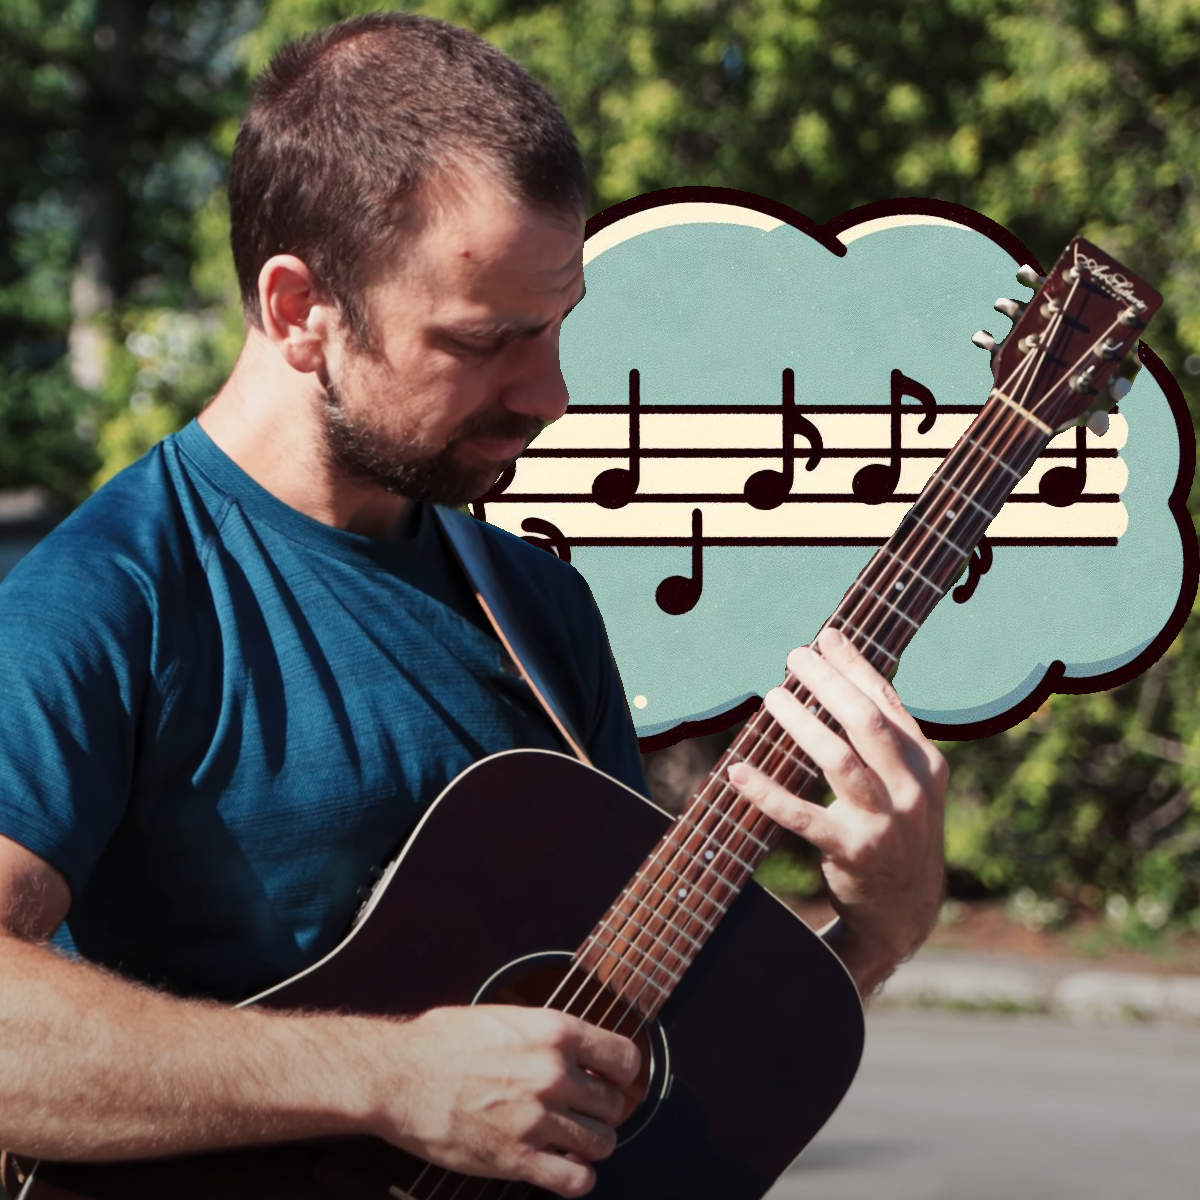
[257,255,336,374]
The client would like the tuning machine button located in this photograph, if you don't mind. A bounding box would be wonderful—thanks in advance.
[1016,264,1046,288]
[1086,410,1110,436]
[1070,365,1098,395]
[972,330,997,352]
[1108,376,1133,401]
[993,297,1023,319]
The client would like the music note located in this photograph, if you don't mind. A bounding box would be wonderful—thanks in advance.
[470,462,517,521]
[743,368,825,510]
[655,508,704,616]
[952,535,994,604]
[591,368,641,509]
[1038,425,1088,507]
[519,517,572,562]
[852,369,939,504]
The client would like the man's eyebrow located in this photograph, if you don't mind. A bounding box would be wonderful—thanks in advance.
[439,283,587,341]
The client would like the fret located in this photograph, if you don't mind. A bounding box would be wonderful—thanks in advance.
[852,582,921,630]
[829,616,899,666]
[682,788,778,853]
[645,852,735,912]
[624,873,719,935]
[672,823,759,877]
[959,432,1024,481]
[597,911,698,970]
[582,930,678,997]
[926,468,997,523]
[906,510,972,560]
[876,546,947,599]
[726,742,820,788]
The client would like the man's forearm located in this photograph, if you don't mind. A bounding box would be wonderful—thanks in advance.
[0,933,377,1161]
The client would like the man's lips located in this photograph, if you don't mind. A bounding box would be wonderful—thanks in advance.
[463,434,531,460]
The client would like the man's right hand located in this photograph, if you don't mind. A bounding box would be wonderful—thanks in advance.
[368,1004,641,1198]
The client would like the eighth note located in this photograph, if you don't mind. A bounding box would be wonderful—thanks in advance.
[591,368,641,509]
[655,508,704,616]
[743,368,824,510]
[1038,424,1088,507]
[852,369,938,504]
[952,535,994,604]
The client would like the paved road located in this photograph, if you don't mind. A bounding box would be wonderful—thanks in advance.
[766,1008,1200,1200]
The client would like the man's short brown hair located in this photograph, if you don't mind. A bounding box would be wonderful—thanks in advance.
[229,11,587,348]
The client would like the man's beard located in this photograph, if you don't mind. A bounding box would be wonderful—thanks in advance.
[318,376,541,507]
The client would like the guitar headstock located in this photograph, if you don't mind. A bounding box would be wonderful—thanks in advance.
[990,238,1162,434]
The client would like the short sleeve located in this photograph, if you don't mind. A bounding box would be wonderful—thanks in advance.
[0,532,150,901]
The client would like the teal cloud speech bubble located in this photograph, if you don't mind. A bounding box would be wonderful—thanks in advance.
[476,191,1196,747]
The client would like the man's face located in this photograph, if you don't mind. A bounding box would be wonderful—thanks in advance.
[317,175,586,508]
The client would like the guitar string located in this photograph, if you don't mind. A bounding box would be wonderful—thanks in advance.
[550,276,1102,1034]
[406,269,1128,1200]
[417,280,1113,1200]
[430,287,1125,1200]
[433,286,1120,1200]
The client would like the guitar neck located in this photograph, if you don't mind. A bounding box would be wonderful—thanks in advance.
[573,393,1049,1022]
[571,235,1161,1025]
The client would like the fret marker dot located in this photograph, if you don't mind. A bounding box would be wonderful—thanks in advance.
[807,704,818,713]
[704,850,715,861]
[894,581,904,591]
[946,509,957,520]
[633,694,648,709]
[677,888,689,900]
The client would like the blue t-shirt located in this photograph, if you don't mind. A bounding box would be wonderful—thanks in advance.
[0,420,645,1001]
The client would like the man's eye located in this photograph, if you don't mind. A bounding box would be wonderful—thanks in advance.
[451,338,502,357]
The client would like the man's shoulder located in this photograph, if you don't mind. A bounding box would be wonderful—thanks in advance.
[2,434,207,607]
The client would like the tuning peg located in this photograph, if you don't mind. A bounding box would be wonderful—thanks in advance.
[994,297,1023,319]
[1086,410,1110,436]
[972,329,997,352]
[1108,376,1133,401]
[1016,264,1046,288]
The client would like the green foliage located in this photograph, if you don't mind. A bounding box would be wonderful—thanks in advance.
[3,0,1198,933]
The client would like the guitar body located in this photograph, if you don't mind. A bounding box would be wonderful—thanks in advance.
[21,750,864,1200]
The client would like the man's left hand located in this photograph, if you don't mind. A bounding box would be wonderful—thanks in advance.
[726,625,947,997]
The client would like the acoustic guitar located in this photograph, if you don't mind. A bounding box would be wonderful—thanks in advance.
[11,238,1160,1200]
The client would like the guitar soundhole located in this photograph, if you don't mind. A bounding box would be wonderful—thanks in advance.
[471,950,671,1147]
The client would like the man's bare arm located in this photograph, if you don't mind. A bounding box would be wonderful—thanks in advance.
[0,835,637,1198]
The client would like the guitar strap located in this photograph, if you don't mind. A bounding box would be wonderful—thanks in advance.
[431,505,593,768]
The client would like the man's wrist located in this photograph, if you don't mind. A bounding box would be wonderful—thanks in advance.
[817,916,904,1000]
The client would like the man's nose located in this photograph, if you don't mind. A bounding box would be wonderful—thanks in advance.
[500,331,570,424]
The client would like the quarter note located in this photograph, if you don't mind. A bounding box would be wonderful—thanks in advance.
[852,369,938,504]
[743,368,824,510]
[1038,424,1088,507]
[655,508,704,616]
[591,368,641,509]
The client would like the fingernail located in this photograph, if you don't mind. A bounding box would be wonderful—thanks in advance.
[820,626,845,648]
[726,762,750,785]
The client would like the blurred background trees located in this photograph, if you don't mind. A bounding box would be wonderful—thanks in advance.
[2,0,1197,939]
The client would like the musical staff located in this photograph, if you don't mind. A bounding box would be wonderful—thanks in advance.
[470,370,1131,613]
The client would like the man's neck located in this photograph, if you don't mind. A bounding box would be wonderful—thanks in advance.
[198,332,414,541]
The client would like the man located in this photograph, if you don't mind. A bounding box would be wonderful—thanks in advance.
[0,12,946,1198]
